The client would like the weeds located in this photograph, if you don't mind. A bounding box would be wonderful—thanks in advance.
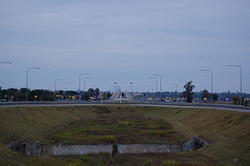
[160,160,178,166]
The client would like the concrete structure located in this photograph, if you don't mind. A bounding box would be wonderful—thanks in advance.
[8,139,50,156]
[118,144,182,154]
[183,136,208,152]
[50,145,113,156]
[9,137,208,156]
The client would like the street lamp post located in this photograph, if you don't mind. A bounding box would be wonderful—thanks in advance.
[54,79,63,101]
[79,73,89,101]
[227,65,243,104]
[26,67,40,101]
[200,69,214,102]
[149,77,157,92]
[152,74,162,99]
[83,76,91,101]
[149,76,158,100]
[0,61,13,64]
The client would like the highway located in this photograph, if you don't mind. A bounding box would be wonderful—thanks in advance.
[0,101,249,113]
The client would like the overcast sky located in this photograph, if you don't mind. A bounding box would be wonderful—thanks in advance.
[0,0,250,93]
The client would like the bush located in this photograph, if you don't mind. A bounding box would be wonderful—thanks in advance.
[143,159,153,166]
[160,160,178,166]
[94,135,116,143]
[232,96,241,105]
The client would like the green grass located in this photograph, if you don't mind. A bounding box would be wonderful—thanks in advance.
[160,160,178,166]
[0,105,249,166]
[143,107,250,166]
[48,117,183,145]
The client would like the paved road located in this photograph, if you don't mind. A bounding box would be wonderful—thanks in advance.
[0,101,249,113]
[133,104,250,113]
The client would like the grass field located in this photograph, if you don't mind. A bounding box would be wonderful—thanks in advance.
[0,105,249,166]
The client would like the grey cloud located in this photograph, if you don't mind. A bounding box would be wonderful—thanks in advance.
[0,0,249,92]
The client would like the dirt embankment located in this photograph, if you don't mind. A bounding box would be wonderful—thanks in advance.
[0,105,249,166]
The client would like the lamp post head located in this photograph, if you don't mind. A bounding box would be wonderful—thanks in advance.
[28,67,40,70]
[0,61,13,64]
[152,73,161,77]
[80,73,89,76]
[200,69,213,73]
[226,64,241,68]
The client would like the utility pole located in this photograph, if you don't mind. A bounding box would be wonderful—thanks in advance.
[79,73,89,101]
[0,61,13,64]
[200,69,214,102]
[152,74,162,100]
[26,67,40,101]
[227,65,243,105]
[149,76,158,100]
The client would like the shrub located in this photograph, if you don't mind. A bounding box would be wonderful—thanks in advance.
[94,135,116,143]
[160,160,178,166]
[143,159,153,166]
[232,96,241,105]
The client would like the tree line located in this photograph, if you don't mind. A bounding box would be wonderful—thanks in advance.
[0,83,248,105]
[0,87,112,101]
[180,81,248,105]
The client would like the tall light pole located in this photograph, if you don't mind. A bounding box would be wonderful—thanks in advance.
[83,76,92,101]
[0,61,13,64]
[152,74,162,99]
[54,79,63,101]
[26,67,40,101]
[227,65,243,104]
[79,73,89,100]
[149,77,158,92]
[200,69,213,102]
[149,76,158,100]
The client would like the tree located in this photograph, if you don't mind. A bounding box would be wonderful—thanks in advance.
[84,88,95,100]
[232,96,241,105]
[212,93,218,101]
[94,88,100,97]
[30,89,54,101]
[0,87,105,101]
[183,81,195,103]
[64,91,78,100]
[201,89,210,102]
[102,92,112,100]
